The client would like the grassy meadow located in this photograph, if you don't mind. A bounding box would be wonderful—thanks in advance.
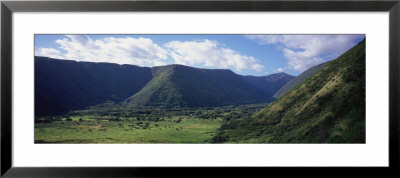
[34,104,266,143]
[35,116,222,143]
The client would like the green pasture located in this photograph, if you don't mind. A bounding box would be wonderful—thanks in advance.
[35,116,222,143]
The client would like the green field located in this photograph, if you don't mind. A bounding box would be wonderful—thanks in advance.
[35,116,222,143]
[35,104,266,143]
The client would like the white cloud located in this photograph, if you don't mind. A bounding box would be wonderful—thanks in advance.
[165,39,264,72]
[36,48,64,59]
[276,67,284,72]
[43,35,169,66]
[37,35,265,73]
[246,35,364,71]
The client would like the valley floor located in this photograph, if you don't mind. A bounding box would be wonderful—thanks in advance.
[34,104,267,143]
[35,117,222,143]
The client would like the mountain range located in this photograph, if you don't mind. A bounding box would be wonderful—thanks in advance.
[35,57,295,116]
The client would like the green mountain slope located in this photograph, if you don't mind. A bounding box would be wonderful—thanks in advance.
[213,38,366,143]
[125,65,275,108]
[273,62,328,98]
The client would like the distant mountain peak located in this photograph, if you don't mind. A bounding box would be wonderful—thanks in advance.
[273,72,289,75]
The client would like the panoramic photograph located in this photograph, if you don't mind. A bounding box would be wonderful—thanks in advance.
[34,34,366,143]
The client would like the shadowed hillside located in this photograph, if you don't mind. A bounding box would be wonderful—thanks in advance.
[243,72,295,97]
[35,57,153,116]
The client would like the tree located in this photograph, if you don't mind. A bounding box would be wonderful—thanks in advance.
[65,117,72,121]
[144,122,150,129]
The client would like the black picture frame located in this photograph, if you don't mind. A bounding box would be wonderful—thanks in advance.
[1,0,399,177]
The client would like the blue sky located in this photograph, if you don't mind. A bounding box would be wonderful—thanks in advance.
[35,34,365,76]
